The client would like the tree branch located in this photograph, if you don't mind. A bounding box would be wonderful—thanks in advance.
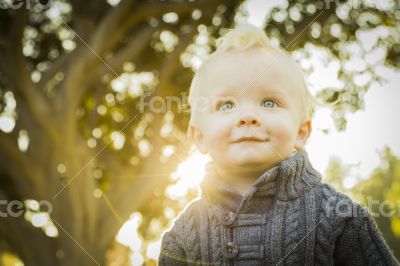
[5,9,57,141]
[91,24,158,81]
[37,52,70,90]
[88,0,139,55]
[89,0,219,67]
[56,0,139,85]
[59,0,202,95]
[0,131,35,196]
[64,24,156,125]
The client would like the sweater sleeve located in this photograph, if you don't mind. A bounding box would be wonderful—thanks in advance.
[158,215,188,266]
[333,205,399,266]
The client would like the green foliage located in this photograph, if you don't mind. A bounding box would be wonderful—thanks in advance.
[322,156,349,194]
[327,147,400,260]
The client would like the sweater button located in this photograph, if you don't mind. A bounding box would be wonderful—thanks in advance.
[222,241,238,259]
[221,211,236,226]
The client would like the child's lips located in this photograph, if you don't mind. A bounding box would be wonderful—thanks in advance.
[231,136,269,143]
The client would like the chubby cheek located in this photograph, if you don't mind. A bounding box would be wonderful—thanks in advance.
[267,117,298,147]
[204,127,229,148]
[202,119,231,154]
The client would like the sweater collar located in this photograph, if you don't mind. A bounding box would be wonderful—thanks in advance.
[200,150,321,211]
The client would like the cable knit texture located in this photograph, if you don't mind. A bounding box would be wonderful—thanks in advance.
[158,150,399,265]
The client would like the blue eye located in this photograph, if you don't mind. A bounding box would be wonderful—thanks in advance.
[261,99,277,108]
[218,101,235,111]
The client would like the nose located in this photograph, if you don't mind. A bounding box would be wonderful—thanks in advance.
[237,112,261,127]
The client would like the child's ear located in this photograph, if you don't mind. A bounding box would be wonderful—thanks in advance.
[189,125,208,154]
[295,119,312,151]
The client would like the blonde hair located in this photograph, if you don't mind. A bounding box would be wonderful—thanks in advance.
[186,23,315,142]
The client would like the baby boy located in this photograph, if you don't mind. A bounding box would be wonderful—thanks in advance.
[158,24,399,265]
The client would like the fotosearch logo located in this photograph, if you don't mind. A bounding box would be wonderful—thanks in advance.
[138,92,213,114]
[324,196,400,218]
[0,200,52,217]
[0,0,51,10]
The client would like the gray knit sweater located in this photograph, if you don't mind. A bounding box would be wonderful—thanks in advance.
[158,150,399,265]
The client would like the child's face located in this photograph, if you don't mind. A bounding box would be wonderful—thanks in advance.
[190,47,311,174]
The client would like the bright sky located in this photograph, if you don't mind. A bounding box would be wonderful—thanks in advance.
[308,70,400,181]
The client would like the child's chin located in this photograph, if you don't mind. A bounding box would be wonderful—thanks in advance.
[232,156,272,167]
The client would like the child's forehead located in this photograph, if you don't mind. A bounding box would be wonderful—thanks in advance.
[203,47,291,69]
[196,48,304,97]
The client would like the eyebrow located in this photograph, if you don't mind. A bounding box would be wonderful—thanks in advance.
[208,84,290,104]
[257,87,289,100]
[245,86,290,100]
